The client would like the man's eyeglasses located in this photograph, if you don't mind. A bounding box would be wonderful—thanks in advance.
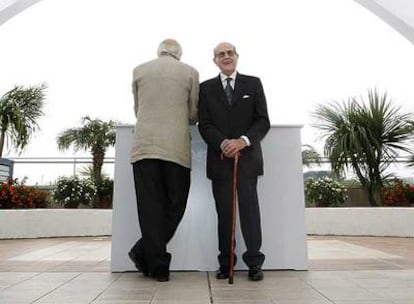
[215,50,236,59]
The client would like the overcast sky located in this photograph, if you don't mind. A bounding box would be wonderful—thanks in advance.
[1,0,414,183]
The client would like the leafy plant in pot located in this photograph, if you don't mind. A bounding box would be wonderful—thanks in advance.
[304,177,348,207]
[95,177,113,208]
[52,176,96,208]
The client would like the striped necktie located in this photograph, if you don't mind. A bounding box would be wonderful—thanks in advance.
[225,77,233,105]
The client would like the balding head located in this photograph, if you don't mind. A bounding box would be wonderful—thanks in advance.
[213,41,239,76]
[213,42,238,59]
[157,39,182,60]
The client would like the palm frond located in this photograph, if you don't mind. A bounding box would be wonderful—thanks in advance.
[311,88,414,206]
[0,84,46,156]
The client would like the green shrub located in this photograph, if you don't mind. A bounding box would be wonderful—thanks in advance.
[96,177,113,200]
[52,176,96,208]
[305,177,348,207]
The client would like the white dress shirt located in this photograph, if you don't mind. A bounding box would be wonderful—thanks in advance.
[219,71,251,147]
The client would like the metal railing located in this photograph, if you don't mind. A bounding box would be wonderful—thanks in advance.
[5,155,414,186]
[303,156,414,180]
[5,156,115,185]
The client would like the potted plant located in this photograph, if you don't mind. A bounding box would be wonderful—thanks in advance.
[0,178,49,209]
[95,177,113,208]
[382,179,414,207]
[304,177,348,207]
[52,176,96,208]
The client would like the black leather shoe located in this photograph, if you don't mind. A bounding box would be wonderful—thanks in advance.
[151,272,169,282]
[128,251,149,276]
[151,265,170,282]
[248,266,263,281]
[216,268,229,279]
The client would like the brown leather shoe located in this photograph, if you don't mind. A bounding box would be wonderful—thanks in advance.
[248,266,263,281]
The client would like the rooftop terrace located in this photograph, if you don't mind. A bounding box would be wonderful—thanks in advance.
[0,235,413,303]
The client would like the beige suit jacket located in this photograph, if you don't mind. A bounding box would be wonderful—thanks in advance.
[130,55,199,169]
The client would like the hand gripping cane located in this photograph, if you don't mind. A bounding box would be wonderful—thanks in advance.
[228,153,239,284]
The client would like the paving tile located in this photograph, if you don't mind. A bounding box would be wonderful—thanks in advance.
[95,288,155,302]
[0,272,79,303]
[34,273,119,303]
[314,286,385,302]
[305,276,358,289]
[92,301,149,304]
[1,235,414,303]
[151,301,210,304]
[0,272,38,289]
[267,287,330,301]
[274,300,333,304]
[334,301,392,304]
[308,240,401,259]
[153,287,210,301]
[211,288,272,302]
[214,300,275,304]
[366,287,414,301]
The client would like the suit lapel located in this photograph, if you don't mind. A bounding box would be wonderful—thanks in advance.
[231,73,245,106]
[213,74,245,107]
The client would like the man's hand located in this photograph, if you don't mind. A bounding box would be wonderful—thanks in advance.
[221,138,247,158]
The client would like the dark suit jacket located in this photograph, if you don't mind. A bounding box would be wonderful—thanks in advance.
[198,73,270,179]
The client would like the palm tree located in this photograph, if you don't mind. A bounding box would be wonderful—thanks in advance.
[0,85,46,157]
[57,116,116,188]
[312,89,414,206]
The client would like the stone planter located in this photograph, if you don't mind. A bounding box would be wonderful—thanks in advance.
[0,209,112,239]
[1,207,412,239]
[306,207,414,237]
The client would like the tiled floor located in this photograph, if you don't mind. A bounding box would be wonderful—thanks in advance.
[0,236,413,303]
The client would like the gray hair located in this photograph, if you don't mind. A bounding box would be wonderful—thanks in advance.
[213,42,237,58]
[157,39,182,60]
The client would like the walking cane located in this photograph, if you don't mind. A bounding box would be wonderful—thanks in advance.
[228,152,239,284]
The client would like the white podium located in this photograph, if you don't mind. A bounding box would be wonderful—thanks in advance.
[111,125,308,271]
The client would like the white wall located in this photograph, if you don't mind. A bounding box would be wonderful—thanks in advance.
[306,207,414,237]
[110,125,309,272]
[0,209,112,239]
[2,207,414,239]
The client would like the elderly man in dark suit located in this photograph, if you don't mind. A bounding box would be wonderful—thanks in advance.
[198,42,270,281]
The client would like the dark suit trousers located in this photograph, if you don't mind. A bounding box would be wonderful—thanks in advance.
[212,173,265,269]
[131,159,190,275]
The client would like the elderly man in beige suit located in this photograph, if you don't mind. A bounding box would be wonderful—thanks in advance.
[128,39,199,282]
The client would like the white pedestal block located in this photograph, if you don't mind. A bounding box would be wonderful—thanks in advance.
[111,125,308,271]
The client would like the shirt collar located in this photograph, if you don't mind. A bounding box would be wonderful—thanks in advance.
[220,71,237,82]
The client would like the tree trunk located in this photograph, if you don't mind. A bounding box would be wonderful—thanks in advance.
[366,189,378,206]
[92,149,104,183]
[92,147,105,208]
[0,130,5,157]
[366,183,378,207]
